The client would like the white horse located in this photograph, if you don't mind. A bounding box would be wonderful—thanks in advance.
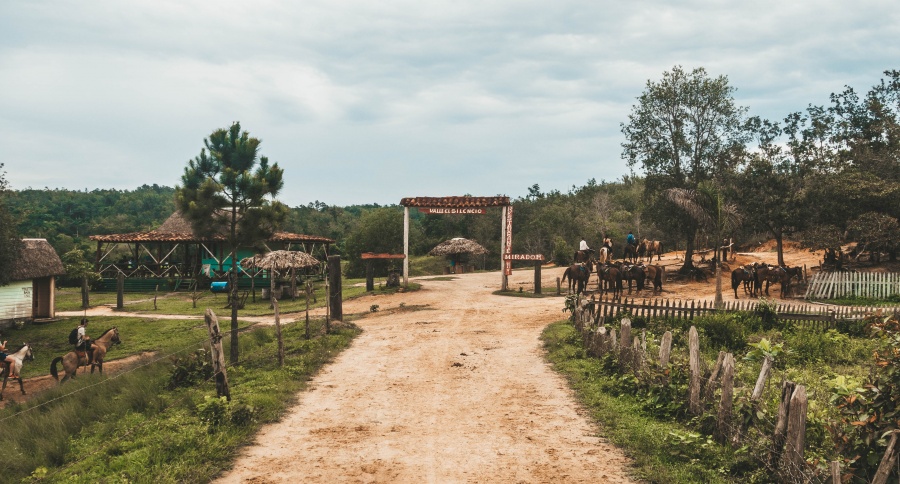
[597,246,611,264]
[1,343,34,400]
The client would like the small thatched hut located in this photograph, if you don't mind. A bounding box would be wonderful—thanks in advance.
[1,239,65,327]
[240,250,321,299]
[428,237,488,274]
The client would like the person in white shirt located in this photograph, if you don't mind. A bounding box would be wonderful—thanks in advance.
[579,238,590,251]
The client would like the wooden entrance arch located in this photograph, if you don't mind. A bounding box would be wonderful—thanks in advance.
[400,196,512,289]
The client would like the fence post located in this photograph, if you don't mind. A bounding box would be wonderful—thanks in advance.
[715,353,735,445]
[659,331,673,368]
[556,277,561,295]
[779,385,808,480]
[704,351,726,403]
[829,461,840,484]
[772,381,796,465]
[689,326,702,415]
[751,356,774,402]
[273,297,284,366]
[204,309,231,401]
[619,318,632,369]
[872,430,900,484]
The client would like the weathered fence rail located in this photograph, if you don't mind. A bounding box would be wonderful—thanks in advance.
[589,294,899,330]
[567,305,899,481]
[805,272,900,300]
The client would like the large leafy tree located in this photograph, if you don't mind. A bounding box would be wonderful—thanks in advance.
[0,164,23,285]
[622,66,748,271]
[176,122,288,363]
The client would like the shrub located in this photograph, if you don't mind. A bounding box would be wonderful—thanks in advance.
[552,236,573,267]
[167,349,214,389]
[695,313,747,353]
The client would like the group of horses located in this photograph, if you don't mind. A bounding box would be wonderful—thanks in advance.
[563,257,665,299]
[621,239,663,264]
[0,327,121,401]
[730,263,804,299]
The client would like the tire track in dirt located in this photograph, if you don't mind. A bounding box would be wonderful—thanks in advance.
[216,269,634,483]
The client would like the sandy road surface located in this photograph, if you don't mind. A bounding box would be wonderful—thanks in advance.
[216,267,634,483]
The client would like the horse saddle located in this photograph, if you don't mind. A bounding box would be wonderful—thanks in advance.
[578,265,588,274]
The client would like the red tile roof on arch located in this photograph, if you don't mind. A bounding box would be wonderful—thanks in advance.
[399,196,510,208]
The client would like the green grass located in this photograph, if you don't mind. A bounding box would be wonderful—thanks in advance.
[542,321,739,484]
[810,294,900,306]
[0,318,360,483]
[492,288,563,298]
[1,315,254,379]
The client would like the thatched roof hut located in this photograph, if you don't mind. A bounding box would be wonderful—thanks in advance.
[10,239,65,281]
[240,250,320,272]
[428,238,489,257]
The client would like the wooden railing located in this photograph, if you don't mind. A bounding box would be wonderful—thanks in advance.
[804,272,900,300]
[586,294,899,330]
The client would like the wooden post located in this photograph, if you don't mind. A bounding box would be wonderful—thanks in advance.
[366,260,374,292]
[872,430,900,484]
[751,356,774,402]
[689,326,702,415]
[305,282,311,340]
[204,309,230,400]
[619,318,632,366]
[780,385,808,478]
[81,276,90,309]
[715,353,735,444]
[556,277,561,295]
[403,206,409,286]
[772,381,797,465]
[659,331,673,367]
[116,272,124,309]
[534,261,542,294]
[327,255,342,324]
[632,336,642,372]
[153,284,158,310]
[273,297,284,366]
[704,351,726,402]
[829,461,840,484]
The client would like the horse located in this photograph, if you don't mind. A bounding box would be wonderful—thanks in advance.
[620,263,646,293]
[639,239,663,262]
[596,246,611,264]
[562,260,594,295]
[623,243,639,264]
[644,264,665,293]
[597,263,623,299]
[573,249,595,264]
[51,327,121,384]
[731,266,756,299]
[778,266,804,298]
[1,343,34,401]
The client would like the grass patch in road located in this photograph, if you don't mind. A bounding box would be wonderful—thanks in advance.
[492,288,562,298]
[0,318,360,483]
[541,321,736,484]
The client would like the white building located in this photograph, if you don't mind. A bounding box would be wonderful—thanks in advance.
[0,239,65,328]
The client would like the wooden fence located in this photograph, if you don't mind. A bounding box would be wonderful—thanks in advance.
[804,272,900,300]
[587,294,899,330]
[568,305,899,483]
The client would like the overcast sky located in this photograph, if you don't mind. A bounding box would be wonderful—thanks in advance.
[1,1,898,207]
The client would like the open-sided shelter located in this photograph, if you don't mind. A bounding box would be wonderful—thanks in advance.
[428,237,488,274]
[89,211,334,291]
[0,239,65,327]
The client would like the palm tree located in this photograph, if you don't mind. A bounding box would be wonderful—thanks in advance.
[665,182,742,308]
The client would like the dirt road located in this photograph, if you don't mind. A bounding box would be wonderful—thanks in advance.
[216,267,635,483]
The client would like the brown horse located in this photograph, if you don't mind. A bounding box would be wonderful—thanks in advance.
[623,244,638,264]
[638,239,663,262]
[562,260,594,295]
[644,264,665,293]
[597,263,623,299]
[779,266,804,298]
[731,266,756,299]
[573,249,595,264]
[50,327,121,384]
[620,263,646,293]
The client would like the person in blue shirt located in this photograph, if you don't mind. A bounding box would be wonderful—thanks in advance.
[626,232,636,248]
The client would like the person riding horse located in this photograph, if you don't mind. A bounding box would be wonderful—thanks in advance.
[75,318,96,365]
[574,238,595,263]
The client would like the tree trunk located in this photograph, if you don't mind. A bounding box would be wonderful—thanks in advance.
[681,230,696,272]
[775,231,785,267]
[81,276,90,309]
[229,267,239,364]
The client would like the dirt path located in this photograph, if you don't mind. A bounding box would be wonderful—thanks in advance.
[216,267,634,483]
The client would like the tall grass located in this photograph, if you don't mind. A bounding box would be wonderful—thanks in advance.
[0,318,360,482]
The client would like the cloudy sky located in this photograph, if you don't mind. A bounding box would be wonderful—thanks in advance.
[1,1,898,207]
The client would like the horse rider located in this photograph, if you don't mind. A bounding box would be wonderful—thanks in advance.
[0,340,18,378]
[602,237,612,251]
[579,238,590,252]
[76,318,96,365]
[626,231,637,252]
